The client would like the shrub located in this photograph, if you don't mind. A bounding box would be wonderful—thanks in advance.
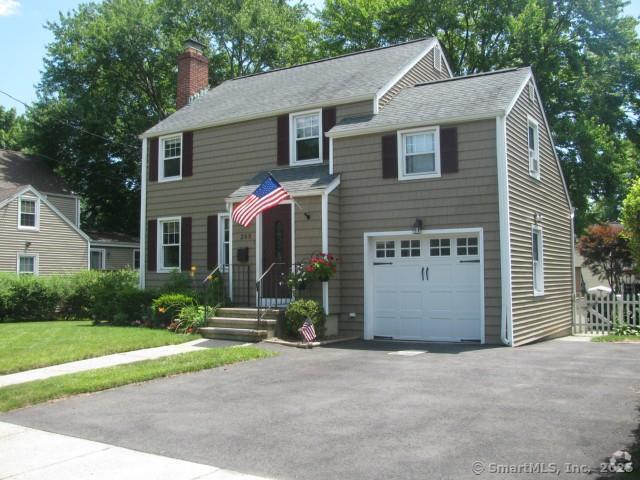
[169,304,213,334]
[612,322,640,336]
[160,271,195,294]
[284,299,325,339]
[151,293,195,328]
[3,276,60,321]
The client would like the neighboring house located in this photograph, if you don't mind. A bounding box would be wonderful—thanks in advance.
[139,38,574,346]
[87,232,140,271]
[0,150,139,274]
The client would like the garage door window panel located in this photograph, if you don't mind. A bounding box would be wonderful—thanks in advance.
[376,241,395,258]
[400,240,420,257]
[430,238,450,256]
[457,237,479,256]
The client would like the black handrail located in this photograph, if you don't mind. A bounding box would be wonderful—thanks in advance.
[256,262,297,326]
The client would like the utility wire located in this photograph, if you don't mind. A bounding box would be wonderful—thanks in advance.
[0,89,139,150]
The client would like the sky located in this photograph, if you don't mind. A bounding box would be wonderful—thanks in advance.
[0,0,638,115]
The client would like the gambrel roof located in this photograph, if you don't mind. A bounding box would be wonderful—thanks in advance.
[143,38,438,137]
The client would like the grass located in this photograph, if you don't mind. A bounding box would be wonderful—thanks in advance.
[592,335,640,343]
[0,346,274,412]
[0,321,199,374]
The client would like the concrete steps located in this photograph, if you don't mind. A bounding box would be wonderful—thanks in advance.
[199,307,282,342]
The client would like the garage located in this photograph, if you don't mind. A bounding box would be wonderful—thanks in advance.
[366,229,484,343]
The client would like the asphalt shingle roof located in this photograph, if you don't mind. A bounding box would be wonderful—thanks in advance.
[227,164,336,200]
[144,38,436,137]
[329,67,532,136]
[0,150,71,201]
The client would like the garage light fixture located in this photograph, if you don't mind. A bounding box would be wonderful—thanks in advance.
[412,218,423,234]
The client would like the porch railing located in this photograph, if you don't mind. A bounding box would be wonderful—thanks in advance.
[256,263,297,325]
[201,264,252,307]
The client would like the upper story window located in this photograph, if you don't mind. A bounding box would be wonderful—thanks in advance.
[398,127,441,181]
[532,225,544,296]
[160,134,182,181]
[158,217,181,271]
[290,110,322,165]
[18,196,39,231]
[17,254,37,275]
[528,117,540,179]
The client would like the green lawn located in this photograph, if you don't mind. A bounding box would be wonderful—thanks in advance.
[0,321,199,374]
[0,346,274,412]
[592,335,640,343]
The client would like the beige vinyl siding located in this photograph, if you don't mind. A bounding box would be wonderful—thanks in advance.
[145,102,365,290]
[99,246,137,270]
[327,190,341,317]
[336,101,374,122]
[0,197,88,274]
[333,119,502,342]
[294,196,322,303]
[506,83,573,346]
[46,194,78,226]
[378,47,451,108]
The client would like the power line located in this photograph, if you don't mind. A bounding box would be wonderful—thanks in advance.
[0,89,139,150]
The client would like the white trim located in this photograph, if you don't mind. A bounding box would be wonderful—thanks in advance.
[363,227,485,343]
[228,203,234,302]
[321,192,329,314]
[326,112,501,139]
[218,213,231,267]
[133,249,140,270]
[158,132,183,182]
[527,115,541,180]
[504,70,533,116]
[16,252,39,275]
[156,216,181,272]
[139,138,148,288]
[434,45,441,71]
[328,137,334,175]
[225,175,341,205]
[75,197,81,226]
[90,248,106,270]
[289,109,323,166]
[255,211,262,297]
[141,94,374,139]
[397,126,441,181]
[374,38,437,110]
[532,224,545,296]
[290,203,296,266]
[496,116,514,346]
[17,195,40,231]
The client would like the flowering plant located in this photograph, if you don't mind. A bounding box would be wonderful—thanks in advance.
[305,253,338,282]
[286,265,309,293]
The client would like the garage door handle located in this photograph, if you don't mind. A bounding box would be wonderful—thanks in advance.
[425,267,429,281]
[373,262,393,266]
[460,260,480,263]
[421,267,424,281]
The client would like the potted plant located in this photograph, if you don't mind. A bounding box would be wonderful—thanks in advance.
[305,253,338,282]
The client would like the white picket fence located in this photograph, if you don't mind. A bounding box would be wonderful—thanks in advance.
[574,293,640,334]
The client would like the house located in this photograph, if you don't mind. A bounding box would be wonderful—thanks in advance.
[0,150,139,274]
[139,38,574,346]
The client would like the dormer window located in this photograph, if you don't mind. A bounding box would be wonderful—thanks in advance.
[290,109,322,165]
[18,196,39,231]
[159,134,182,181]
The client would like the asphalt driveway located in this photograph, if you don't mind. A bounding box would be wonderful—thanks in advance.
[1,339,638,479]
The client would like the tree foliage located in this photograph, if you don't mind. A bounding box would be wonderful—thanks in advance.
[577,223,633,294]
[0,106,25,151]
[620,176,640,265]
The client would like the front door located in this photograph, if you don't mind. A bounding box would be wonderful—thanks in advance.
[261,204,292,299]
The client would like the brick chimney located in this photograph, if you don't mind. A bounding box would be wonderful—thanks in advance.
[176,39,209,109]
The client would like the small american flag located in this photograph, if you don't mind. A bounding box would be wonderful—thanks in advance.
[298,319,317,343]
[232,174,290,227]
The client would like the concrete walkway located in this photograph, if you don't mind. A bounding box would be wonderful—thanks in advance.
[0,421,271,479]
[0,339,224,388]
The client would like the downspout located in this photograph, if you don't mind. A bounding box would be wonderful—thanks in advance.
[496,115,513,346]
[139,138,148,289]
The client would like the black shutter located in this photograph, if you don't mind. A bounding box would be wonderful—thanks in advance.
[147,219,157,271]
[322,107,336,162]
[149,137,158,182]
[440,127,458,174]
[382,134,398,179]
[207,214,218,269]
[181,217,192,271]
[277,115,289,165]
[182,131,193,177]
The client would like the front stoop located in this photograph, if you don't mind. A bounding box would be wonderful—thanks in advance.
[199,307,281,342]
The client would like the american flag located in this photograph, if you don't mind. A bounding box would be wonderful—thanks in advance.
[232,174,290,227]
[298,319,317,343]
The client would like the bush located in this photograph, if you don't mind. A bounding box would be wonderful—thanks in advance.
[612,322,640,336]
[169,304,213,334]
[2,276,60,321]
[284,299,325,339]
[151,293,195,328]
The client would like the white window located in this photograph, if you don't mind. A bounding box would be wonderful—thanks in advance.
[218,213,230,266]
[159,134,182,181]
[18,196,39,230]
[400,240,421,257]
[17,254,37,275]
[429,238,450,256]
[290,110,322,165]
[528,117,540,179]
[456,237,479,256]
[398,127,441,180]
[90,248,106,270]
[158,217,181,271]
[528,82,535,102]
[532,226,544,296]
[375,241,395,258]
[133,249,140,269]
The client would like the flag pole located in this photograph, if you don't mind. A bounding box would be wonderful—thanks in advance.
[267,171,304,211]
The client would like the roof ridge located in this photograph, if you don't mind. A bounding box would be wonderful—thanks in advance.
[230,38,435,82]
[414,66,528,88]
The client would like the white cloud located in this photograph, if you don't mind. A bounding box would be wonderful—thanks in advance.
[0,0,20,17]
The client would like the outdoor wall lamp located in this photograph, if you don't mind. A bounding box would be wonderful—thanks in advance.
[533,212,544,224]
[24,241,31,249]
[412,218,423,234]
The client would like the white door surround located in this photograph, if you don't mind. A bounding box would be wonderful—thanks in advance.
[363,228,485,343]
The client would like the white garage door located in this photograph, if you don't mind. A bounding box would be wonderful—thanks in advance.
[371,233,482,342]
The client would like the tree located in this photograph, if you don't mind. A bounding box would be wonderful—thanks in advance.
[620,176,640,265]
[0,106,25,151]
[577,223,633,294]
